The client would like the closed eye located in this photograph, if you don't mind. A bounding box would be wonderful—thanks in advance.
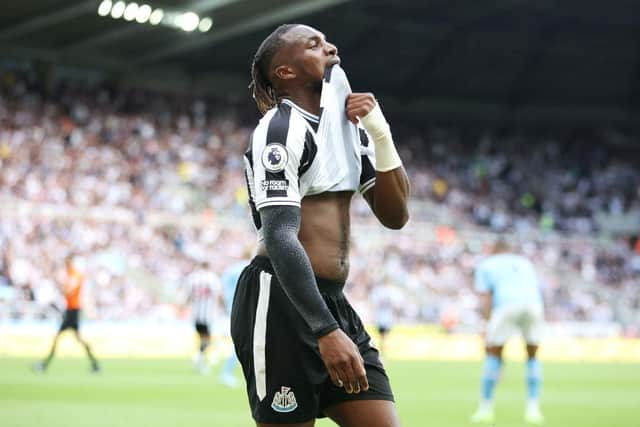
[308,35,324,49]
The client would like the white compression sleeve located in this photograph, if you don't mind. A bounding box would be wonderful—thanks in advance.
[359,103,402,172]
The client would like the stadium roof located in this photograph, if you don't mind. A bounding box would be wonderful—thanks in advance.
[2,0,640,126]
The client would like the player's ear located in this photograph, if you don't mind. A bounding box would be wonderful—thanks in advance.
[275,65,296,81]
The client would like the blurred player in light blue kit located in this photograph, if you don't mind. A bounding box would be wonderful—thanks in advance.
[471,239,545,425]
[218,246,252,387]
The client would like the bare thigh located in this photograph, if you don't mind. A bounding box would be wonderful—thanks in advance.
[73,330,86,343]
[486,345,504,358]
[526,344,539,359]
[325,400,400,427]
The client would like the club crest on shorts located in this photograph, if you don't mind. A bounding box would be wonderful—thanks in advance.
[271,386,298,413]
[261,143,288,172]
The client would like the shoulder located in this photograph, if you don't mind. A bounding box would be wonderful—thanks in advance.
[254,104,298,134]
[477,256,492,270]
[252,109,309,174]
[517,255,536,271]
[505,253,529,267]
[251,109,278,144]
[250,104,306,151]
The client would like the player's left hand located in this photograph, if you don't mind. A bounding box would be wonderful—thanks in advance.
[345,93,376,124]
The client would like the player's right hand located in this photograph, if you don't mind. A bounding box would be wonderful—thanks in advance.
[318,328,369,394]
[345,92,377,125]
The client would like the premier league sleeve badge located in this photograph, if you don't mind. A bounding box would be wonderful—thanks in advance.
[261,143,289,173]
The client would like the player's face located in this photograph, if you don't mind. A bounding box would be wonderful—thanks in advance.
[283,25,339,84]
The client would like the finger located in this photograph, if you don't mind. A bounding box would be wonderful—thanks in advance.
[328,368,343,388]
[359,376,369,392]
[347,362,366,393]
[334,373,344,388]
[337,365,355,394]
[357,371,369,392]
[352,358,368,393]
[345,107,366,119]
[346,93,375,105]
[345,104,374,122]
[345,101,374,116]
[345,96,376,125]
[345,97,374,114]
[346,96,375,109]
[346,96,376,111]
[345,107,367,124]
[346,112,359,125]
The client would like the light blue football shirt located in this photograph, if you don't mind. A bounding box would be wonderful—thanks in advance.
[474,253,543,309]
[220,261,248,312]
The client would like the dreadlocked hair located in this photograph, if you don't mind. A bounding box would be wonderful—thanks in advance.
[249,24,299,115]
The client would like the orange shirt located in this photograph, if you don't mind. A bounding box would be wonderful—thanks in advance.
[64,268,84,310]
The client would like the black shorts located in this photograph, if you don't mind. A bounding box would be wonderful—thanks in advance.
[59,309,80,331]
[195,322,210,335]
[377,325,391,335]
[230,256,394,424]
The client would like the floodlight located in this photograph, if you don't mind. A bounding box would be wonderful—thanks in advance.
[180,12,199,32]
[124,3,139,21]
[111,1,126,19]
[198,17,212,32]
[136,4,152,23]
[97,0,113,16]
[149,8,164,25]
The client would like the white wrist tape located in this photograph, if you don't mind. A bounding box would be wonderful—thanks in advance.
[360,103,402,172]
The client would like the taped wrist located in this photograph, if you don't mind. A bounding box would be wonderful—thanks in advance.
[360,103,402,172]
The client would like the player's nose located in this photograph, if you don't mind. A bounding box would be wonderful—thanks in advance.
[325,41,338,57]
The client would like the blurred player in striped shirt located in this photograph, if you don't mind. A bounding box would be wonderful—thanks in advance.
[186,260,222,374]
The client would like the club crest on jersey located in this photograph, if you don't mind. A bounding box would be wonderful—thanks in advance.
[261,143,288,172]
[271,386,298,413]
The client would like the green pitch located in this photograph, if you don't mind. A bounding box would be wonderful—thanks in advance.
[1,358,638,427]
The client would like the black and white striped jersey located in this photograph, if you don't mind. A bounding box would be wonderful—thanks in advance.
[244,65,376,240]
[186,269,221,325]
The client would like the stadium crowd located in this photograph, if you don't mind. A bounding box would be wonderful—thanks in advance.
[1,71,639,335]
[400,127,640,235]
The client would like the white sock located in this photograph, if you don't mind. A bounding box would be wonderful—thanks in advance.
[479,399,493,411]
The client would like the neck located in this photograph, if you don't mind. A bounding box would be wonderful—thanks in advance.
[278,87,321,115]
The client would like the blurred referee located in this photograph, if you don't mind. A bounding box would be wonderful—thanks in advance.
[33,254,100,373]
